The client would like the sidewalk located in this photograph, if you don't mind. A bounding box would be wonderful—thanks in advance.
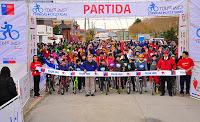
[23,90,48,118]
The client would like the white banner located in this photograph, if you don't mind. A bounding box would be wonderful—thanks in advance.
[19,74,30,107]
[30,0,185,19]
[37,67,186,77]
[0,1,27,64]
[189,0,200,61]
[178,0,188,56]
[0,96,23,122]
[190,65,200,98]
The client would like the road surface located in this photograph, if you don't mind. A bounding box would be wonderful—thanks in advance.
[25,91,200,122]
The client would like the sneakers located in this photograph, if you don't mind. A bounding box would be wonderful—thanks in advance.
[91,94,95,96]
[85,94,90,97]
[160,93,165,96]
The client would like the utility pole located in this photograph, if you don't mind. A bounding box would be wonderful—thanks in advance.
[84,18,87,42]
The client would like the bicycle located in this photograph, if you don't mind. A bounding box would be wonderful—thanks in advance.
[59,76,68,95]
[32,3,43,14]
[136,76,144,94]
[126,77,132,94]
[46,74,55,94]
[73,77,78,94]
[0,22,20,40]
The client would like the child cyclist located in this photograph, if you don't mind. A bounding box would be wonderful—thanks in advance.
[114,54,124,94]
[135,54,148,93]
[99,59,109,94]
[149,55,160,94]
[74,59,84,93]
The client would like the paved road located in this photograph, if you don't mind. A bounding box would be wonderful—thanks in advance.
[25,91,200,122]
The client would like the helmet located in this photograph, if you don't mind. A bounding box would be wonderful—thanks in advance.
[138,54,144,58]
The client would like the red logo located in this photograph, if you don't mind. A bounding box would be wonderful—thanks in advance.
[41,68,45,72]
[161,71,165,74]
[104,72,108,77]
[193,78,198,90]
[136,72,141,76]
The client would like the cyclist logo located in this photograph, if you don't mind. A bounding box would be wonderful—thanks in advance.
[148,2,159,12]
[0,22,20,40]
[196,28,200,38]
[32,3,43,14]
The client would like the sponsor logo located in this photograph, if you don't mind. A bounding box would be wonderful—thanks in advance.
[147,2,183,15]
[41,68,45,72]
[103,72,108,77]
[32,3,68,17]
[1,4,14,15]
[196,28,200,38]
[136,72,141,76]
[71,71,75,76]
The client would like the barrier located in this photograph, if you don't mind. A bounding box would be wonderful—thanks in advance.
[36,67,186,77]
[0,82,24,122]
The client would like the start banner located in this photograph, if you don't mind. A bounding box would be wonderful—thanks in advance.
[36,67,186,77]
[30,0,185,19]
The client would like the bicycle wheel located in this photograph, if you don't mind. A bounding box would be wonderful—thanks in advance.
[0,30,6,40]
[139,78,143,94]
[48,81,52,94]
[152,81,155,95]
[126,80,131,94]
[105,81,109,95]
[9,30,19,40]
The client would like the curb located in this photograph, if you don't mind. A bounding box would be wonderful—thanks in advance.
[23,91,48,118]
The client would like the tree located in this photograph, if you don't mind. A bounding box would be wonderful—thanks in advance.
[161,27,178,43]
[134,18,142,24]
[129,17,179,38]
[53,25,61,35]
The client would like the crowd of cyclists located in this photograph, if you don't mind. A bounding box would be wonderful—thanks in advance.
[30,39,194,97]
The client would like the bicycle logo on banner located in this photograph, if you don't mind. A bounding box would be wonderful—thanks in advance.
[32,3,43,14]
[196,28,200,38]
[148,2,159,12]
[0,22,20,40]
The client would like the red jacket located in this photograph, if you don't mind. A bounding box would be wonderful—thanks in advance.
[30,61,42,76]
[157,57,176,70]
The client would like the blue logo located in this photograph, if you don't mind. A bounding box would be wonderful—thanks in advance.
[32,3,43,14]
[148,2,159,12]
[196,28,200,38]
[0,22,19,40]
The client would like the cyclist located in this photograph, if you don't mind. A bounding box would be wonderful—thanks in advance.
[129,58,136,91]
[114,54,123,93]
[99,59,109,94]
[135,54,148,93]
[149,55,160,94]
[45,58,56,93]
[74,59,84,93]
[57,58,69,94]
[1,22,12,31]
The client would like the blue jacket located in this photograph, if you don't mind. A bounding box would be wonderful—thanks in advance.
[135,60,148,71]
[44,58,58,69]
[82,60,98,71]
